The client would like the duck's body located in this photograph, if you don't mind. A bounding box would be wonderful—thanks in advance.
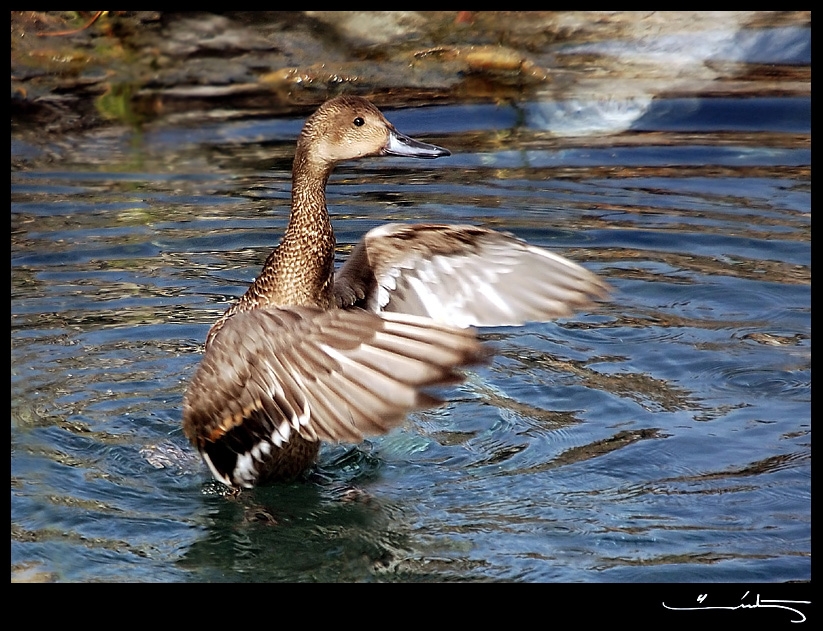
[183,95,609,489]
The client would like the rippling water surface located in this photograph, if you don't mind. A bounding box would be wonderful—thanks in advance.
[11,25,810,584]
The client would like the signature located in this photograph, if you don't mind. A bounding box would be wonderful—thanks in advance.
[663,591,810,624]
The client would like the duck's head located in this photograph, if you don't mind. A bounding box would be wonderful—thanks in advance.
[297,95,450,166]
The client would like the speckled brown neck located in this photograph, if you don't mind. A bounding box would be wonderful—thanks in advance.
[264,138,340,295]
[204,139,337,347]
[266,147,337,308]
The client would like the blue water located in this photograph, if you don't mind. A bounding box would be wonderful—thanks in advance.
[11,50,810,586]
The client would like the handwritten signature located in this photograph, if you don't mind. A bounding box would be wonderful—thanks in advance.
[663,591,810,623]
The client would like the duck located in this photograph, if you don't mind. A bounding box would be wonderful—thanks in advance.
[183,95,609,489]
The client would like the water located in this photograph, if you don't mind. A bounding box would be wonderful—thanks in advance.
[11,30,810,585]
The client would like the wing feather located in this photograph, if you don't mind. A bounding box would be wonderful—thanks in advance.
[334,223,610,327]
[182,306,488,484]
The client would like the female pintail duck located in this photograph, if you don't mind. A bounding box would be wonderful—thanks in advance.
[183,95,609,489]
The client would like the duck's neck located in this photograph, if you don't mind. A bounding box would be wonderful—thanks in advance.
[236,148,337,311]
[287,152,333,244]
[278,149,338,306]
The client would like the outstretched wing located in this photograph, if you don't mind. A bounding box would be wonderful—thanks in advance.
[183,306,488,487]
[334,223,610,328]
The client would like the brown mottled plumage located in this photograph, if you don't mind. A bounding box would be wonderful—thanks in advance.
[183,95,609,489]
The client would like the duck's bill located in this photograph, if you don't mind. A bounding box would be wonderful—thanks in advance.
[384,129,450,159]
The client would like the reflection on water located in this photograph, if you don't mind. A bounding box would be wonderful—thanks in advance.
[11,20,809,584]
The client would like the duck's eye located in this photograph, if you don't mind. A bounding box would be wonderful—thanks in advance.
[353,117,365,127]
